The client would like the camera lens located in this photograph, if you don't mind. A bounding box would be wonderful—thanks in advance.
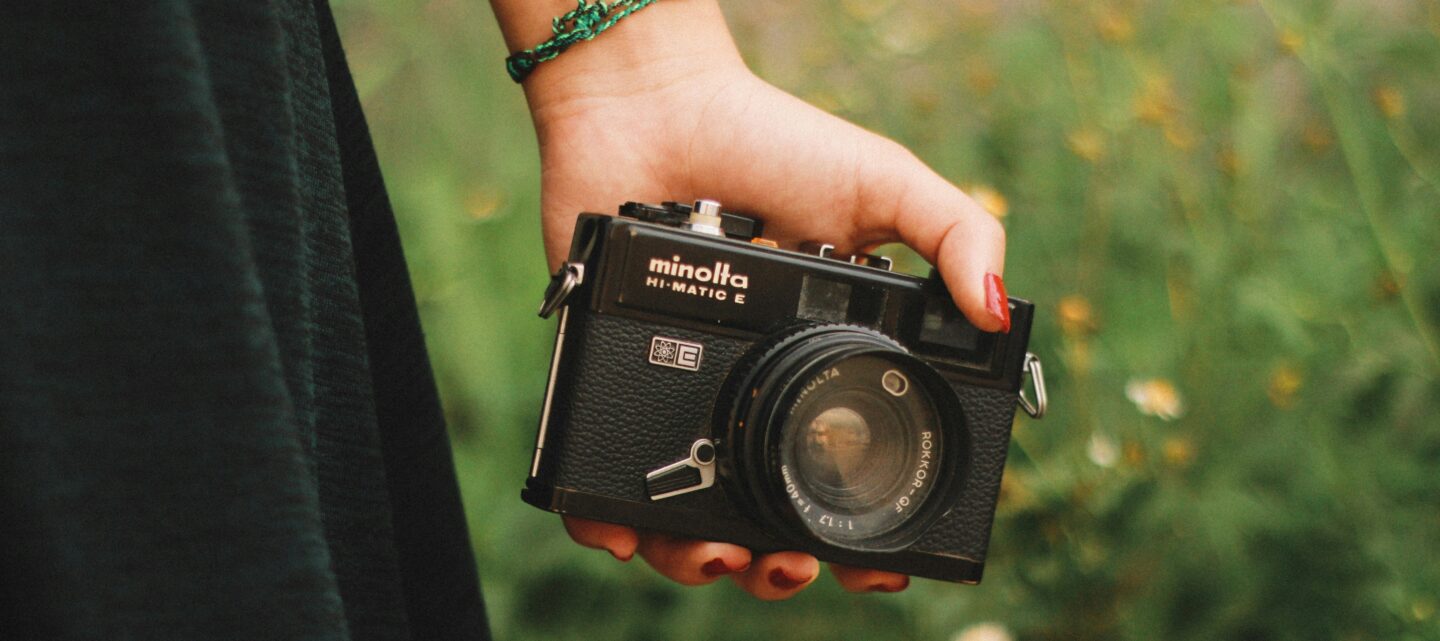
[780,354,944,545]
[722,326,966,552]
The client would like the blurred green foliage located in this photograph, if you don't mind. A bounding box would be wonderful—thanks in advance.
[333,0,1440,639]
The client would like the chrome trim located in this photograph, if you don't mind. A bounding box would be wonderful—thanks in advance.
[1018,352,1048,419]
[530,305,571,478]
[538,262,584,319]
[847,253,894,271]
[646,439,717,501]
[686,199,725,237]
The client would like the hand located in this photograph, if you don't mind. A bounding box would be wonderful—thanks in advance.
[507,0,1007,600]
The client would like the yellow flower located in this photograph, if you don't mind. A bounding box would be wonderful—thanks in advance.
[1067,128,1107,163]
[1126,378,1185,420]
[1373,85,1406,119]
[967,184,1009,219]
[1058,295,1098,337]
[1096,10,1134,43]
[1413,598,1437,622]
[1279,28,1304,54]
[1162,436,1196,468]
[1267,365,1303,409]
[1133,74,1177,125]
[464,189,504,221]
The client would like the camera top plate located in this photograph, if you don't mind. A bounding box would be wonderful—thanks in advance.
[560,204,1036,393]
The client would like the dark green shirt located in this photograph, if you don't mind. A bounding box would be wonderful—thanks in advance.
[0,2,488,639]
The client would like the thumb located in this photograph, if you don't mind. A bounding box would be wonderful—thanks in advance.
[856,141,1010,333]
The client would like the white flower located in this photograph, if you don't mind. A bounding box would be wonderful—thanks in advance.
[953,622,1013,641]
[1088,433,1119,468]
[1126,378,1185,421]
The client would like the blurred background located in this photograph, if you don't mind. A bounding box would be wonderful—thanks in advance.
[331,0,1440,639]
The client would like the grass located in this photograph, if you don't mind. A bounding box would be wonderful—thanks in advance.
[334,1,1440,639]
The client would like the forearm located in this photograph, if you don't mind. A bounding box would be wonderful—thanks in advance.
[486,0,746,122]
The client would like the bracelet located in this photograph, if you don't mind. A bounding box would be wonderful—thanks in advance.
[505,0,661,83]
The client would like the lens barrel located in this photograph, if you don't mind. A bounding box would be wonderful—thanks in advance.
[720,325,968,552]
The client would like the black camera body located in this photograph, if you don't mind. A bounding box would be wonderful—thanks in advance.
[523,201,1044,583]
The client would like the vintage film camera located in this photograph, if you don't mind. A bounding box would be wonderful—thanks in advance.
[524,200,1047,583]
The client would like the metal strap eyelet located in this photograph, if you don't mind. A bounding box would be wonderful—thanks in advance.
[538,262,585,319]
[1018,352,1048,419]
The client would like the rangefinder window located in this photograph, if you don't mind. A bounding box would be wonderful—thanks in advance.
[797,275,887,328]
[797,275,851,324]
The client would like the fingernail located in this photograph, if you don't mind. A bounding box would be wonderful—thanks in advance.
[609,548,633,563]
[871,576,910,593]
[985,273,1012,333]
[701,558,732,577]
[768,567,810,590]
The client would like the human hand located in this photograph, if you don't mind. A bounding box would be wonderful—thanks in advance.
[502,0,1007,599]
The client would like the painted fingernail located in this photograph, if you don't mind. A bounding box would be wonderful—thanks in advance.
[768,567,810,590]
[985,273,1012,333]
[701,558,732,577]
[871,576,910,593]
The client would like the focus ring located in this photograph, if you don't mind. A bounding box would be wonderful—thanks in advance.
[717,324,965,552]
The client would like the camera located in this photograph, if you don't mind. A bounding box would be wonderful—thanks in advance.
[523,200,1048,583]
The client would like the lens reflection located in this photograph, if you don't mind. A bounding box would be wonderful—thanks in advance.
[801,406,871,491]
[793,391,913,514]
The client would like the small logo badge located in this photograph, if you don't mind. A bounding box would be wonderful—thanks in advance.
[649,336,703,371]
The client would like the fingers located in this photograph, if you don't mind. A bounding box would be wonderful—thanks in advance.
[563,516,639,562]
[828,563,911,594]
[635,532,753,586]
[860,141,1010,333]
[564,517,757,588]
[564,517,910,598]
[685,87,1010,332]
[729,551,821,601]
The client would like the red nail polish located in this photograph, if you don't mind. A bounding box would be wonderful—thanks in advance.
[701,558,731,577]
[768,568,808,590]
[985,273,1012,333]
[872,576,910,593]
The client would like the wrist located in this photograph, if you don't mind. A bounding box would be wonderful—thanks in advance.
[508,0,749,130]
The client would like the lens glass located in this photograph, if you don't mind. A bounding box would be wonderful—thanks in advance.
[777,354,945,547]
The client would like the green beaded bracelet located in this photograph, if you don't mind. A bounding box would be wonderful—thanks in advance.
[505,0,661,83]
